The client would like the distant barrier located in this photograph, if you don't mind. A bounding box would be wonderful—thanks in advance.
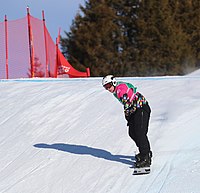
[1,74,200,83]
[0,7,90,79]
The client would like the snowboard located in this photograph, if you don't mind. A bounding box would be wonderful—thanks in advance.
[133,166,150,175]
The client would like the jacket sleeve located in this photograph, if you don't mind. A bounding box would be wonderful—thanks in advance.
[115,83,135,104]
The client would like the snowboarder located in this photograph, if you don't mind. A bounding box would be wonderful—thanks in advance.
[102,75,152,169]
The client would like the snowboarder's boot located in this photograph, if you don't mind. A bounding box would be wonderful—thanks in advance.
[135,151,152,168]
[135,153,142,162]
[135,151,152,162]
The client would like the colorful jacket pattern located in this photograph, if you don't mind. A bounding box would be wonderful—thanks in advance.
[113,81,147,116]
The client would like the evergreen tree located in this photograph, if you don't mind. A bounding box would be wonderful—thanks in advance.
[135,0,194,75]
[61,0,200,76]
[173,0,200,70]
[61,0,123,76]
[110,0,140,76]
[27,57,45,78]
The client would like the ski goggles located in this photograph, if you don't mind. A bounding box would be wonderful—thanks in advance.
[104,82,112,90]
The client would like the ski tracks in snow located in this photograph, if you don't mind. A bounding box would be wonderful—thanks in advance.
[132,150,178,193]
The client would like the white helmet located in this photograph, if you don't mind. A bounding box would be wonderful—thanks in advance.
[102,75,117,87]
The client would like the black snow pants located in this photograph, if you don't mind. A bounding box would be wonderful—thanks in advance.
[127,103,151,156]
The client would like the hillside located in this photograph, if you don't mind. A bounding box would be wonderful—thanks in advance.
[0,74,200,193]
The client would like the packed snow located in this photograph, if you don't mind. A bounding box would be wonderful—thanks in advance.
[0,72,200,193]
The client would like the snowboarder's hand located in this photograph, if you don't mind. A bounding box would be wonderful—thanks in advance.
[127,121,129,126]
[124,115,130,126]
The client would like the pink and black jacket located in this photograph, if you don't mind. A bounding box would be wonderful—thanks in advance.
[113,81,147,116]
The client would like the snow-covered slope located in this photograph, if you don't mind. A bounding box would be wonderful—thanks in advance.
[0,74,200,193]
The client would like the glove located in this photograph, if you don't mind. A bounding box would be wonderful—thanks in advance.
[127,121,130,127]
[124,115,130,126]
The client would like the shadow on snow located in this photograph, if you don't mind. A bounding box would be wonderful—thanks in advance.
[34,143,134,166]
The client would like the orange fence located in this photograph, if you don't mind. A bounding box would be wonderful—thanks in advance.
[0,8,90,79]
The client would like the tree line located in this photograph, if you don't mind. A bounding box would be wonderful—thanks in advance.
[61,0,200,76]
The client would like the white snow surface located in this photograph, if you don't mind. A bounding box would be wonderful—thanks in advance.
[0,73,200,193]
